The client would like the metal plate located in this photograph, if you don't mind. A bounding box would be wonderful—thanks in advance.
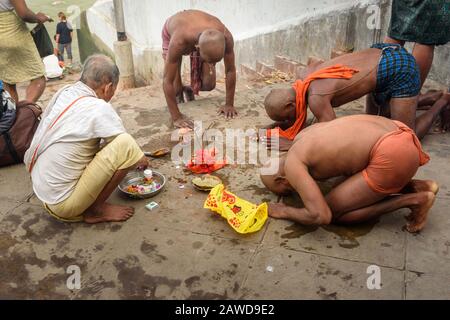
[118,170,166,199]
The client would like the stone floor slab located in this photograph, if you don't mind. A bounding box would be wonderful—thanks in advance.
[263,211,407,269]
[405,197,450,276]
[406,271,450,300]
[0,164,32,202]
[74,225,257,299]
[241,246,404,299]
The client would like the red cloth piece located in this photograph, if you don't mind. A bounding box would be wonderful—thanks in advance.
[186,148,226,174]
[190,48,203,95]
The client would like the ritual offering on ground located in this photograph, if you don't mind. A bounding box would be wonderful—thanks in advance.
[119,170,166,199]
[125,179,162,195]
[192,174,222,191]
[187,148,226,174]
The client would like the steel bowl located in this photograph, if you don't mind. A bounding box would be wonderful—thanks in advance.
[118,170,166,199]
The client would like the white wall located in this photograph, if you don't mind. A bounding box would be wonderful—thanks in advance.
[82,0,450,85]
[82,0,382,82]
[87,0,365,52]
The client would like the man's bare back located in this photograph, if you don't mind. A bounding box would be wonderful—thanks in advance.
[162,10,237,128]
[166,10,232,58]
[261,115,435,232]
[306,49,380,107]
[264,44,445,149]
[292,114,396,180]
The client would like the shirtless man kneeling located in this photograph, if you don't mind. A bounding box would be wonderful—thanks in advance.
[162,10,237,128]
[261,114,437,233]
[262,43,449,150]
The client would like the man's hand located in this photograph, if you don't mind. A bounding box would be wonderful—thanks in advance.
[261,136,293,151]
[268,203,289,219]
[173,114,194,129]
[36,12,52,23]
[218,105,237,119]
[136,156,151,171]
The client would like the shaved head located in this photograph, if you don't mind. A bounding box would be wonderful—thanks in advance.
[264,88,296,122]
[199,29,226,63]
[260,156,293,196]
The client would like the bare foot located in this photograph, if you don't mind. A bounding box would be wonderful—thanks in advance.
[403,180,439,195]
[405,191,435,233]
[84,203,135,224]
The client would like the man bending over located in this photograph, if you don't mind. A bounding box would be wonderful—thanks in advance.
[24,54,148,223]
[261,115,437,233]
[162,10,237,128]
[263,44,448,150]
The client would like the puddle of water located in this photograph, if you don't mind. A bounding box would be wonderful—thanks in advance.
[322,219,380,249]
[280,219,380,249]
[323,219,378,240]
[281,223,318,239]
[246,184,270,196]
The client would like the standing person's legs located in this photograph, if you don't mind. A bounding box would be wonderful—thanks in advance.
[383,37,441,108]
[46,133,147,223]
[58,43,65,62]
[65,43,73,65]
[4,77,45,106]
[25,76,46,105]
[3,76,45,106]
[2,83,18,103]
[412,43,434,87]
[384,38,434,88]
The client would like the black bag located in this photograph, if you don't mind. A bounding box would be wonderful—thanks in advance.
[0,104,41,167]
[31,24,54,58]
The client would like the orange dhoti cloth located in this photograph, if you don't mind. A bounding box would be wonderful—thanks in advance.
[362,120,430,194]
[268,64,359,140]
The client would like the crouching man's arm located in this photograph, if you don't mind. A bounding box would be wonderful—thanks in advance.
[218,32,238,119]
[268,157,332,225]
[163,43,194,129]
